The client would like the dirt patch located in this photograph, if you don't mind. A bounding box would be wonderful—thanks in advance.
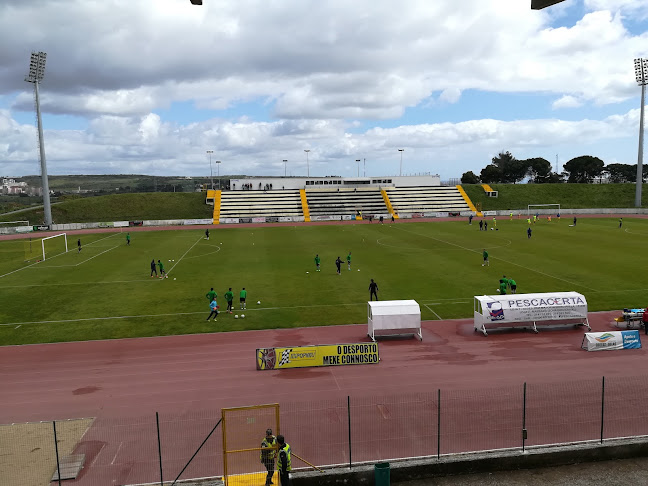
[0,418,93,486]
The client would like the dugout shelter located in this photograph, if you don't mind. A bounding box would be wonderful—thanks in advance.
[474,292,590,336]
[368,300,422,341]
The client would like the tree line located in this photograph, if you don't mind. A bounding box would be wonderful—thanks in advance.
[460,152,644,184]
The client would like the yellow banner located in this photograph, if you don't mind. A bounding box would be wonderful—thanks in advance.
[256,343,379,370]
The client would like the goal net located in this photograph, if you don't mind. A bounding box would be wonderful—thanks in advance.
[527,204,560,215]
[23,233,68,262]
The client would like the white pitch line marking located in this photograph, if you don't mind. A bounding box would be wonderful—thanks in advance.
[0,303,366,327]
[38,245,119,268]
[166,235,203,275]
[395,225,597,292]
[424,304,442,320]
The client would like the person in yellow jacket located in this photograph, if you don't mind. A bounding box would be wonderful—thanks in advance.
[277,434,292,486]
[261,428,277,486]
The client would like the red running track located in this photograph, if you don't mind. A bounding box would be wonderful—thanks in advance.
[3,311,648,485]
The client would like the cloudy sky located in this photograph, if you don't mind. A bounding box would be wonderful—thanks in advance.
[1,0,647,180]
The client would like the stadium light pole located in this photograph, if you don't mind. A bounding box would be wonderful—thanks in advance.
[206,150,214,189]
[25,52,52,226]
[635,58,648,207]
[398,149,404,176]
[356,159,361,177]
[283,159,288,177]
[304,149,310,177]
[215,160,221,190]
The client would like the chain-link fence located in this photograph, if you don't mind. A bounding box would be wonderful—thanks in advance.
[3,375,647,485]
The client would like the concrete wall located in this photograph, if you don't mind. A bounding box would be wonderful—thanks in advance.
[292,437,648,485]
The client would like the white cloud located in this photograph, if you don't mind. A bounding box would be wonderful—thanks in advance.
[552,95,584,109]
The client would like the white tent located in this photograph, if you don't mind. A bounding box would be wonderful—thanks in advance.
[368,300,422,341]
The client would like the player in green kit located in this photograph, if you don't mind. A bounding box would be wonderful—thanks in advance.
[206,288,217,302]
[314,254,321,272]
[157,259,166,278]
[224,288,234,313]
[240,287,247,309]
[498,275,508,295]
[126,232,131,245]
[347,252,352,270]
[482,249,489,267]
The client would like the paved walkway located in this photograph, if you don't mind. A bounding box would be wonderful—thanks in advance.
[394,456,648,485]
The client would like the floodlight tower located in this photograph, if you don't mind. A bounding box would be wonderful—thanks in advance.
[304,149,310,177]
[398,149,404,176]
[25,51,52,226]
[635,58,648,207]
[206,150,214,189]
[355,159,361,177]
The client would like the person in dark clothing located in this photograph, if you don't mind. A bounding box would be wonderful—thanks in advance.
[335,256,342,274]
[205,228,210,240]
[573,216,577,226]
[643,308,648,335]
[369,279,379,301]
[527,227,532,239]
[150,259,158,277]
[479,219,483,231]
[276,434,292,486]
[619,218,623,228]
[469,214,473,225]
[77,239,82,253]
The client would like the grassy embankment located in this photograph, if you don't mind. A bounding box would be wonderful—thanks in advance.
[0,192,213,224]
[462,183,648,211]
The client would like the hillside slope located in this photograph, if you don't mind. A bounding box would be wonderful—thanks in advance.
[462,183,648,211]
[0,192,212,224]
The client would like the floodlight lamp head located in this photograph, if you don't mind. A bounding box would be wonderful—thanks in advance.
[635,58,648,85]
[25,51,47,83]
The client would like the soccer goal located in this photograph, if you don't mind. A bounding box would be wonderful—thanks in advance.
[527,204,560,215]
[24,233,68,262]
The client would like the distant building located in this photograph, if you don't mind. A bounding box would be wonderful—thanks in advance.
[1,178,28,195]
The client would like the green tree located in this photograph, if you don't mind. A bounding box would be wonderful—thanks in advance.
[563,156,605,183]
[480,164,502,183]
[491,151,528,183]
[606,163,636,183]
[461,171,480,184]
[525,158,553,183]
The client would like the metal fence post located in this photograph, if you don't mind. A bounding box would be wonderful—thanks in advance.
[600,376,605,444]
[437,389,441,459]
[347,396,352,468]
[53,421,62,486]
[522,382,527,452]
[156,412,163,486]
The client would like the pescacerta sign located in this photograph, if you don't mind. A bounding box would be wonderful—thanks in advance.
[256,343,379,370]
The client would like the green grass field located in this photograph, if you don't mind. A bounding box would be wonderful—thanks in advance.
[0,217,646,346]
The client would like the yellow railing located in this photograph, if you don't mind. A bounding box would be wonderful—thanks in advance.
[481,183,494,193]
[299,189,311,222]
[212,190,222,224]
[380,189,398,218]
[456,185,481,216]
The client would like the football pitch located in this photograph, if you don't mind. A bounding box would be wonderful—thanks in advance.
[0,217,646,346]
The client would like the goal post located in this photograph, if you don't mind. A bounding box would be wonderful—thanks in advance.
[527,204,560,215]
[24,233,68,261]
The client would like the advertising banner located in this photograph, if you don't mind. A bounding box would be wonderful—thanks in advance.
[184,219,213,225]
[33,225,50,231]
[279,217,293,222]
[582,330,642,352]
[482,211,497,216]
[113,221,129,228]
[98,222,114,228]
[221,218,240,224]
[256,343,379,370]
[252,217,266,223]
[15,226,33,233]
[476,292,587,325]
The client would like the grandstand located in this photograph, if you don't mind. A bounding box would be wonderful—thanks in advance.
[218,189,304,221]
[305,187,388,219]
[385,186,472,214]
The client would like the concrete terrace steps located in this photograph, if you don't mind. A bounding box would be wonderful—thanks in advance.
[219,190,303,219]
[385,186,471,213]
[305,188,388,216]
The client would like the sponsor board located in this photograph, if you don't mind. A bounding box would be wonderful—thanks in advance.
[33,225,50,231]
[252,217,266,223]
[184,219,213,225]
[113,221,129,228]
[129,221,144,227]
[411,212,424,218]
[221,218,240,224]
[15,226,33,233]
[98,222,114,228]
[256,343,380,370]
[582,330,642,351]
[342,215,353,221]
[267,216,279,223]
[480,293,587,324]
[311,215,342,221]
[279,217,293,222]
[482,211,497,216]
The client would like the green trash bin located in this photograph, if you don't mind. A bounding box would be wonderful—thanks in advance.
[374,462,390,486]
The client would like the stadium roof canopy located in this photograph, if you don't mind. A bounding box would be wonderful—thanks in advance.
[531,0,566,8]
